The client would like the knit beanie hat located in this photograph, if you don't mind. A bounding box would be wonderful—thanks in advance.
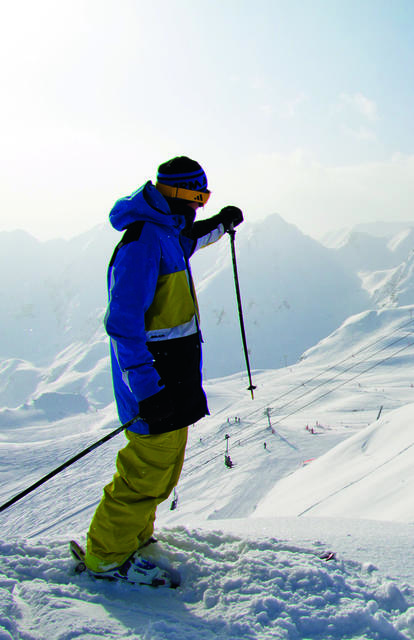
[156,156,210,205]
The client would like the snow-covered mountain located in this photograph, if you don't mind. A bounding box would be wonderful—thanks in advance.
[2,214,372,377]
[0,213,372,413]
[0,225,117,365]
[2,213,414,424]
[193,213,369,375]
[323,227,414,274]
[321,220,414,248]
[319,222,414,312]
[361,252,414,309]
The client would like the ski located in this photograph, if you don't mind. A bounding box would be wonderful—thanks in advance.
[70,539,88,574]
[69,540,179,588]
[319,550,336,561]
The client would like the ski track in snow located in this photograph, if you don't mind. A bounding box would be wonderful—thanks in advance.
[1,530,414,640]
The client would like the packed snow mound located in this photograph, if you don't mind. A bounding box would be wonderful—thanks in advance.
[253,402,414,522]
[1,529,413,640]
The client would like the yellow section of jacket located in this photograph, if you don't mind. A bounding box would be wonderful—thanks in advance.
[145,269,199,332]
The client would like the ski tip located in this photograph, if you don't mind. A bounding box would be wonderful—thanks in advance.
[70,540,86,563]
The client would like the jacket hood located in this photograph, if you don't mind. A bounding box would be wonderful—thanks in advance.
[109,181,185,232]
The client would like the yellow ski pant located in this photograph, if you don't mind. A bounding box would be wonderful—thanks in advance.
[85,426,188,572]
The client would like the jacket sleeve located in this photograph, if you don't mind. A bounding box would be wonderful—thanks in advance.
[104,236,162,403]
[181,213,226,257]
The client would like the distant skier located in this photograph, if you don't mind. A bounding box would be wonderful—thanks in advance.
[82,156,243,586]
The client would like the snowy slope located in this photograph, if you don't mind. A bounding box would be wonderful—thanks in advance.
[253,402,414,521]
[2,305,414,638]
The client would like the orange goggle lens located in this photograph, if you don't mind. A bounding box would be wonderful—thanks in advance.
[155,182,210,205]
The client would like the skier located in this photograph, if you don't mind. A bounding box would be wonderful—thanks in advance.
[82,156,243,586]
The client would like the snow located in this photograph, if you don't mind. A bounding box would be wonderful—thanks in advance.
[2,531,414,640]
[253,403,414,521]
[2,219,414,638]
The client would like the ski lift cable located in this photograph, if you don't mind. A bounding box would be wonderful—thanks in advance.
[271,339,413,427]
[186,323,414,463]
[186,319,414,456]
[245,317,414,416]
[241,338,414,439]
[182,339,414,476]
[234,319,414,426]
[267,330,414,419]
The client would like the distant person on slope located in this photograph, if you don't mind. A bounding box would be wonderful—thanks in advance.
[83,156,243,586]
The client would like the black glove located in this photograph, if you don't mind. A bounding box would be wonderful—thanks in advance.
[139,388,173,423]
[218,206,244,232]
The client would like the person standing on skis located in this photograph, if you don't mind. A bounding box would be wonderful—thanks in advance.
[83,156,243,585]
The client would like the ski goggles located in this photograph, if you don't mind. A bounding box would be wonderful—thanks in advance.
[155,182,211,205]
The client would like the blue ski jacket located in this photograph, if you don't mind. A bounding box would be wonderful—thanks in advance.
[105,181,225,434]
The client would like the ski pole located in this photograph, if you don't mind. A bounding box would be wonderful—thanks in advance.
[0,414,141,514]
[228,223,256,399]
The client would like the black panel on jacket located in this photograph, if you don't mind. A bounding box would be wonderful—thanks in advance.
[146,332,208,434]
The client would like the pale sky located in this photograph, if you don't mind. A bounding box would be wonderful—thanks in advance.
[1,0,414,241]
